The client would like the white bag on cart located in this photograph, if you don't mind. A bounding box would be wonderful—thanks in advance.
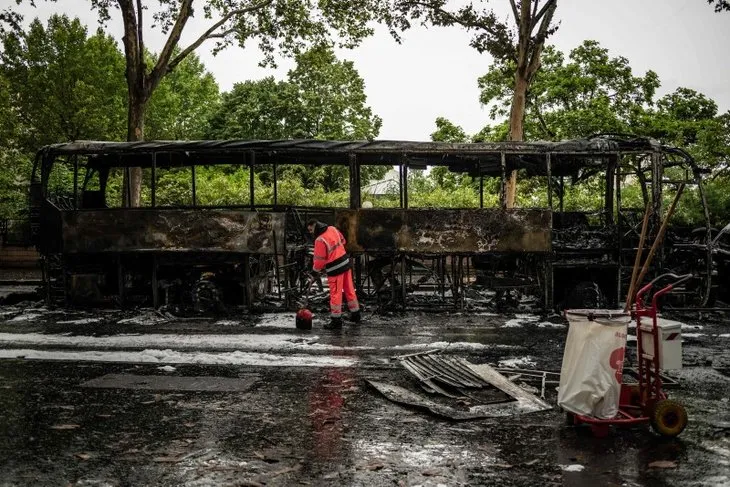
[558,309,631,419]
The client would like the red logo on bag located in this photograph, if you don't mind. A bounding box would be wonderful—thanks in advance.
[609,347,625,384]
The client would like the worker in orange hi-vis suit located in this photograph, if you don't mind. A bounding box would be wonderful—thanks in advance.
[306,219,361,330]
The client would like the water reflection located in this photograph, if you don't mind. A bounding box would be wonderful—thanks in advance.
[308,367,349,460]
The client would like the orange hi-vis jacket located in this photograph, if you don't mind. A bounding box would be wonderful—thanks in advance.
[313,226,352,277]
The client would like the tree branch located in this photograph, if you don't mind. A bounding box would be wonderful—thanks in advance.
[525,0,556,78]
[401,1,502,35]
[207,28,238,40]
[531,0,556,30]
[117,0,141,90]
[165,0,274,76]
[136,0,143,60]
[508,0,519,25]
[533,97,555,138]
[147,0,193,94]
[516,0,531,68]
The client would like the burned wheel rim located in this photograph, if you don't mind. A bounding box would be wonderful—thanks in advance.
[651,399,688,437]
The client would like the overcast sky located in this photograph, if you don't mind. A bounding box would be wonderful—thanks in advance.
[15,0,730,141]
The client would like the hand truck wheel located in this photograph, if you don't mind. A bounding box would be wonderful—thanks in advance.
[650,399,688,437]
[565,411,575,426]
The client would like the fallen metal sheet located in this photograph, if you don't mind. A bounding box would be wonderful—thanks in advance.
[336,209,551,253]
[466,363,552,413]
[81,374,258,392]
[367,379,550,420]
[61,209,285,254]
[379,354,552,420]
[400,354,489,389]
[495,367,561,400]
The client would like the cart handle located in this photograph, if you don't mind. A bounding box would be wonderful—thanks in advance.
[636,273,693,308]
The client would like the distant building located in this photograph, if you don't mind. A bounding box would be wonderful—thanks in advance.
[361,168,399,199]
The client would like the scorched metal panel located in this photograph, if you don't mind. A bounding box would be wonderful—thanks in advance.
[336,209,551,253]
[61,209,285,254]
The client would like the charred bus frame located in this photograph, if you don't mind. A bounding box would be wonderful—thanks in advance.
[29,135,714,311]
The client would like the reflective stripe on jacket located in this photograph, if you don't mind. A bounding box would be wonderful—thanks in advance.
[313,226,351,276]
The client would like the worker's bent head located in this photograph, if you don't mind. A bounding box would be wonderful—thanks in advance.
[306,219,324,236]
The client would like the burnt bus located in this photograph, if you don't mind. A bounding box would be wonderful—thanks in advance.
[29,135,716,312]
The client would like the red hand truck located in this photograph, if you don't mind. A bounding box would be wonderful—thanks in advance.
[568,273,691,437]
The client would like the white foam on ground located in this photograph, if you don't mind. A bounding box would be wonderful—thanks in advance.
[536,321,565,328]
[213,320,240,327]
[560,464,585,472]
[0,332,499,354]
[498,356,537,368]
[0,332,322,351]
[0,348,357,367]
[117,313,169,325]
[8,313,42,322]
[255,313,298,328]
[56,318,103,325]
[503,319,523,328]
[503,314,540,328]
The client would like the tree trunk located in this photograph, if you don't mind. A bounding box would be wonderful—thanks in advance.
[505,72,528,208]
[122,91,146,207]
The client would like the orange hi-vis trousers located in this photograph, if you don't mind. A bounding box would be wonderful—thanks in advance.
[327,269,359,318]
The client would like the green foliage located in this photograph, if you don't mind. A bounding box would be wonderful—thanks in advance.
[479,40,661,140]
[154,169,194,207]
[205,77,295,140]
[700,179,730,226]
[0,148,32,220]
[646,88,730,174]
[1,15,127,148]
[207,45,381,142]
[286,45,382,140]
[206,44,386,192]
[0,14,127,218]
[399,0,557,64]
[145,52,220,140]
[194,166,253,206]
[430,117,468,143]
[0,14,227,217]
[468,39,730,222]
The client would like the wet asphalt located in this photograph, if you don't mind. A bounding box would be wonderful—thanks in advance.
[0,295,728,486]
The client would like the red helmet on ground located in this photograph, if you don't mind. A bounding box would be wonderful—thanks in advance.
[296,308,313,330]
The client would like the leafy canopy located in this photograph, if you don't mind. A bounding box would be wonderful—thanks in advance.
[0,14,127,148]
[206,44,385,192]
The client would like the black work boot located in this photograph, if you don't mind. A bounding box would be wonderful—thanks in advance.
[348,310,361,323]
[324,317,343,330]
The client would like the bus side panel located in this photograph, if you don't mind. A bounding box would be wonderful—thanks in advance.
[337,208,551,254]
[61,209,285,254]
